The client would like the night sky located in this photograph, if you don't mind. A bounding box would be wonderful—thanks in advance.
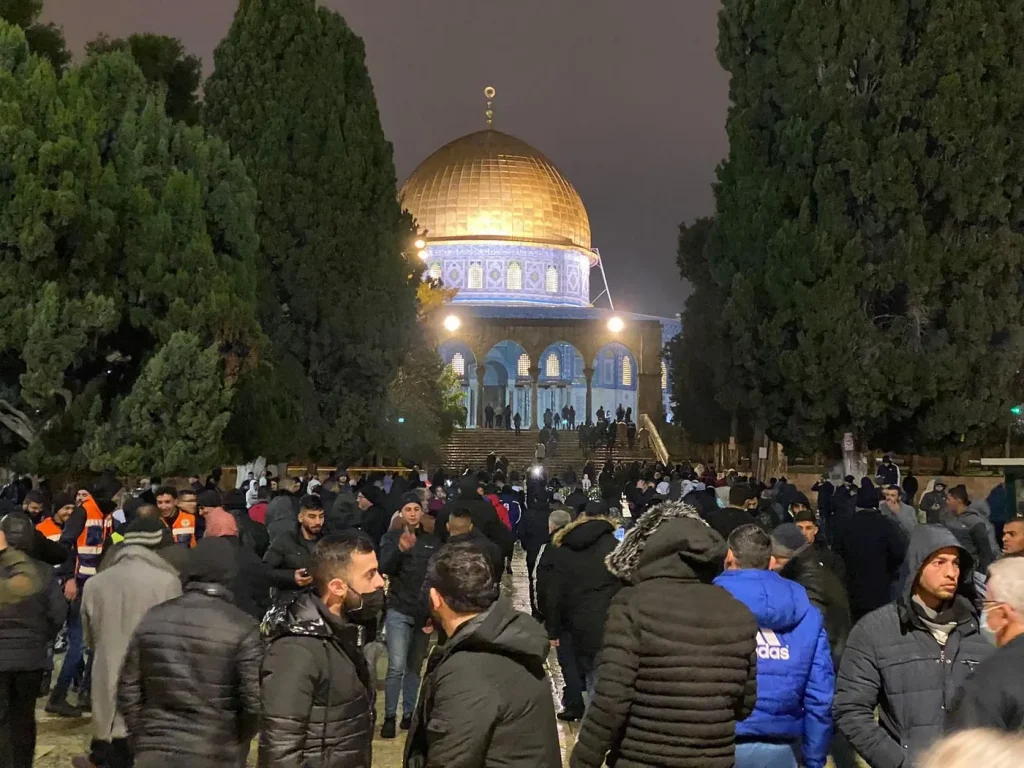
[44,0,729,318]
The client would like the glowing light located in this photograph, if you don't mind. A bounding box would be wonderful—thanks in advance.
[607,316,625,333]
[414,239,426,250]
[417,249,429,261]
[443,314,461,332]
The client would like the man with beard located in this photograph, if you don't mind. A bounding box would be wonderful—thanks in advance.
[403,543,559,767]
[1002,518,1024,557]
[263,495,324,602]
[260,535,384,767]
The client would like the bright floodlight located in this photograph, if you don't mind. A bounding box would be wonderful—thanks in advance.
[443,314,461,332]
[417,248,429,261]
[607,316,625,333]
[414,239,426,250]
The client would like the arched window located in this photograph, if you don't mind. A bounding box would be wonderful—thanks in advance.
[450,352,465,377]
[622,356,633,386]
[517,353,531,377]
[507,261,522,290]
[545,265,559,293]
[428,262,442,281]
[661,360,668,391]
[468,262,483,289]
[545,352,560,378]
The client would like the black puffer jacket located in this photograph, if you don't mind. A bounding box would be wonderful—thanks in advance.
[259,592,374,768]
[0,553,65,671]
[541,515,622,660]
[571,502,758,768]
[263,525,320,601]
[117,539,262,768]
[779,548,852,660]
[833,525,994,768]
[379,524,440,621]
[404,599,560,768]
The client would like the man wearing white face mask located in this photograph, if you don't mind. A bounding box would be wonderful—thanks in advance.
[948,557,1024,732]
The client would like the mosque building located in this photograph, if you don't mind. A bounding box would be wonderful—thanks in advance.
[401,88,679,430]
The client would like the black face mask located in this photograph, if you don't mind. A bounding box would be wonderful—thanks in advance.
[344,586,385,626]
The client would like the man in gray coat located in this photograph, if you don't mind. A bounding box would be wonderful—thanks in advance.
[881,485,919,538]
[77,519,182,768]
[833,525,993,768]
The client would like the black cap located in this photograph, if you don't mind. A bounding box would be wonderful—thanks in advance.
[793,509,817,525]
[400,491,423,510]
[196,489,222,509]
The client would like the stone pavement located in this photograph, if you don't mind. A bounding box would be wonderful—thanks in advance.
[34,546,579,767]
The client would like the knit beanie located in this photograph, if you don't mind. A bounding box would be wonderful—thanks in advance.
[205,508,239,538]
[400,491,423,511]
[122,517,173,549]
[771,523,811,559]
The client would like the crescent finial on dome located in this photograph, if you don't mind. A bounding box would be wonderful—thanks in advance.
[484,86,496,128]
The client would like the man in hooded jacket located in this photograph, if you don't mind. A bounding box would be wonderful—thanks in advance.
[540,508,621,695]
[945,485,1000,574]
[78,519,183,768]
[833,525,993,768]
[117,537,261,768]
[404,543,560,768]
[570,502,758,768]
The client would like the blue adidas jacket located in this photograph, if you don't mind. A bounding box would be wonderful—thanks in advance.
[713,568,834,768]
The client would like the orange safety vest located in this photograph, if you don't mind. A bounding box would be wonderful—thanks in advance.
[36,517,62,542]
[166,510,197,548]
[76,494,112,580]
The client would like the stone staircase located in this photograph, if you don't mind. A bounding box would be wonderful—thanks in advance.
[443,427,658,476]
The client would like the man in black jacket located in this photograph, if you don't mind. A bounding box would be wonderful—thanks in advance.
[0,512,65,768]
[832,500,908,623]
[772,523,852,661]
[259,534,384,768]
[117,538,261,768]
[793,509,846,582]
[263,495,324,601]
[540,511,622,696]
[834,525,993,768]
[404,543,560,768]
[435,476,512,555]
[379,493,439,739]
[446,508,503,584]
[571,502,758,768]
[704,483,763,539]
[948,557,1024,731]
[945,485,1001,574]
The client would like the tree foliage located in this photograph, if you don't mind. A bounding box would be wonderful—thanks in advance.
[0,0,69,72]
[86,34,202,125]
[708,0,1024,455]
[0,22,261,476]
[204,0,421,464]
[668,217,734,444]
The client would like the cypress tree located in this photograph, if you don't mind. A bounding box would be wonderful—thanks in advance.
[204,0,419,463]
[0,22,262,475]
[710,0,1024,455]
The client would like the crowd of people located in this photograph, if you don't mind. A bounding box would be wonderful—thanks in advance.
[0,455,1022,767]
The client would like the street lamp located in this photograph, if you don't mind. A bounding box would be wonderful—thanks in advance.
[443,314,461,333]
[414,239,426,250]
[607,316,625,333]
[417,248,429,261]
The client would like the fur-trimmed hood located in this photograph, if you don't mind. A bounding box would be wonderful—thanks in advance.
[551,515,619,550]
[606,501,725,584]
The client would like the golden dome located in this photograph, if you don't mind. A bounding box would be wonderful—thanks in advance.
[400,129,592,250]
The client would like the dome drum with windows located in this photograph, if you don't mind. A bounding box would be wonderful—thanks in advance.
[402,128,597,307]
